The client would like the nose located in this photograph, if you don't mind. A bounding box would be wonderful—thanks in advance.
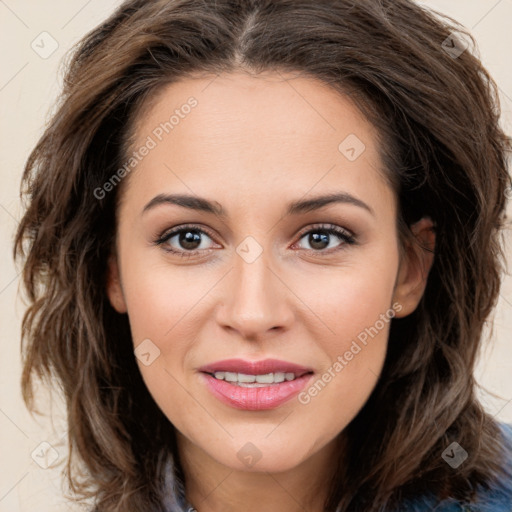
[215,248,295,341]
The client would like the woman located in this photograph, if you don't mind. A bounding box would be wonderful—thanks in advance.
[13,0,512,510]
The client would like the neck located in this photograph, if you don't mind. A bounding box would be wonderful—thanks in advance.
[175,432,344,512]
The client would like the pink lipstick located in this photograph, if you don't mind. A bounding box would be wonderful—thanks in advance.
[198,358,314,411]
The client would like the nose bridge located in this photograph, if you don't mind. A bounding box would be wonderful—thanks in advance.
[217,241,293,338]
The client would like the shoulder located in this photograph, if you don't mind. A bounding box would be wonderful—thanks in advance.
[467,421,512,511]
[399,422,512,512]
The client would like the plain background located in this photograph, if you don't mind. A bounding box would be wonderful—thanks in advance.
[1,1,511,510]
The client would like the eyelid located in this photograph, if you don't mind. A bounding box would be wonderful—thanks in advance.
[156,223,218,244]
[295,223,355,241]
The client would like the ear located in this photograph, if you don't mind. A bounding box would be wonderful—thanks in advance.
[392,217,435,318]
[106,253,128,313]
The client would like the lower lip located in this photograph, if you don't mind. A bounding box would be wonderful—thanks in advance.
[200,372,314,411]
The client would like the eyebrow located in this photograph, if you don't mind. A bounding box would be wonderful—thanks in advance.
[287,192,374,216]
[142,192,374,217]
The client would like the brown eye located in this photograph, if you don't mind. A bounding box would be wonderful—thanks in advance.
[295,225,356,253]
[174,230,203,251]
[306,232,331,250]
[155,225,217,256]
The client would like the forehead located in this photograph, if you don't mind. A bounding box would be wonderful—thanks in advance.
[121,70,391,213]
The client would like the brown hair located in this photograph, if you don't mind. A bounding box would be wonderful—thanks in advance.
[13,0,512,510]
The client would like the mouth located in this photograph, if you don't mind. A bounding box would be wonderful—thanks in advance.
[198,358,315,410]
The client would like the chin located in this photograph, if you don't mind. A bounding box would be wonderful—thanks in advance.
[231,456,305,474]
[209,439,311,474]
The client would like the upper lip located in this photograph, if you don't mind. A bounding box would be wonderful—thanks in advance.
[198,358,313,377]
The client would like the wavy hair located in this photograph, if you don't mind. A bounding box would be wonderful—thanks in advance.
[13,0,512,510]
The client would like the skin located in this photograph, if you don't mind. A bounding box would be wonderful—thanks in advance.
[106,70,435,512]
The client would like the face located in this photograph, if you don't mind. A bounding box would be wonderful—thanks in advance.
[107,71,434,474]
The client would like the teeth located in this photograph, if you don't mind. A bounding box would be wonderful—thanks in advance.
[212,371,299,384]
[255,373,274,384]
[224,372,238,382]
[237,382,274,388]
[238,373,256,383]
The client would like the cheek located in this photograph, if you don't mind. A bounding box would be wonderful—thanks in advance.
[296,288,393,443]
[291,244,398,417]
[121,268,201,423]
[291,248,398,354]
[121,260,214,344]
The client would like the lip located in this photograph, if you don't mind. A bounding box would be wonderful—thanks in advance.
[200,372,314,411]
[198,358,313,377]
[198,358,315,411]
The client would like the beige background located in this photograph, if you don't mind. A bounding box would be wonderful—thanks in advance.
[1,1,511,510]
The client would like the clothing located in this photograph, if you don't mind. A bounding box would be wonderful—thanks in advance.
[163,422,512,511]
[392,421,512,512]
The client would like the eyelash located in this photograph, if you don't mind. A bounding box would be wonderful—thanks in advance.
[153,223,357,258]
